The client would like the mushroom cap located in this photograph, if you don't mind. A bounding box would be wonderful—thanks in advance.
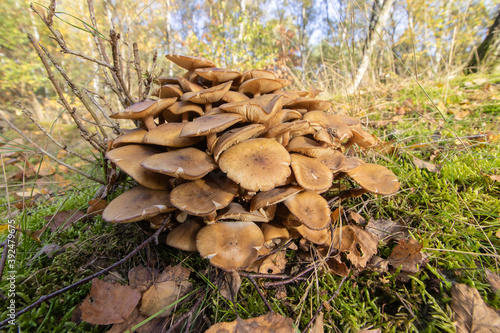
[287,136,334,158]
[179,113,245,137]
[350,125,378,148]
[346,163,400,195]
[284,191,331,230]
[250,185,303,211]
[220,94,283,124]
[176,75,203,92]
[317,150,346,172]
[290,153,333,192]
[293,223,330,245]
[216,202,269,222]
[167,101,204,116]
[141,147,217,180]
[156,76,179,86]
[218,138,292,192]
[284,97,332,111]
[143,122,204,147]
[110,98,177,120]
[261,221,290,243]
[241,69,276,81]
[195,67,241,83]
[342,156,365,171]
[166,54,216,71]
[153,84,183,98]
[170,177,238,216]
[302,111,352,142]
[238,78,283,96]
[221,91,250,103]
[105,145,171,190]
[181,81,232,104]
[166,218,205,252]
[102,186,175,223]
[212,124,266,162]
[112,128,148,148]
[196,221,264,271]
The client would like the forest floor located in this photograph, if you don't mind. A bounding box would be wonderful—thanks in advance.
[0,72,499,332]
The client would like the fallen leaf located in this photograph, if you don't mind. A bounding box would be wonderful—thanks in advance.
[108,307,165,333]
[258,251,287,275]
[87,199,108,217]
[57,150,69,159]
[80,278,141,325]
[413,157,441,173]
[451,283,500,333]
[309,312,324,333]
[366,219,408,244]
[387,238,427,273]
[28,244,63,263]
[218,271,241,302]
[34,160,56,176]
[44,209,86,232]
[128,265,158,293]
[347,211,366,225]
[157,264,191,283]
[485,269,500,294]
[139,279,192,317]
[489,175,500,183]
[332,226,378,270]
[367,256,390,274]
[327,255,350,277]
[205,312,295,333]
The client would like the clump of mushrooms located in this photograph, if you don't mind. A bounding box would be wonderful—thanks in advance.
[102,54,400,272]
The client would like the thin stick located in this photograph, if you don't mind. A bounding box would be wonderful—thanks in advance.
[247,276,273,312]
[0,113,104,184]
[164,291,205,333]
[16,103,96,164]
[133,42,143,99]
[301,276,347,333]
[110,30,136,105]
[0,217,170,328]
[263,265,316,288]
[239,272,288,280]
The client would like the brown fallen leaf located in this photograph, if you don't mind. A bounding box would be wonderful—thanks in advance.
[489,175,500,183]
[128,264,158,293]
[34,160,56,176]
[485,269,500,294]
[367,256,390,274]
[387,238,427,274]
[87,199,108,217]
[80,278,141,325]
[205,312,295,333]
[139,264,193,317]
[332,225,378,270]
[258,251,287,275]
[451,283,500,333]
[44,209,86,232]
[309,312,324,333]
[326,255,350,277]
[366,218,408,244]
[108,307,165,333]
[412,157,441,173]
[218,271,241,302]
[347,210,366,225]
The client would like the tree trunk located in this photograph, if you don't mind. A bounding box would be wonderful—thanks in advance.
[350,0,395,93]
[466,8,500,74]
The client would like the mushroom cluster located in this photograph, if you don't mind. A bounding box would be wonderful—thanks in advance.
[102,54,400,272]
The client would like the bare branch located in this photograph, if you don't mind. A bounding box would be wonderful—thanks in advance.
[0,112,104,184]
[133,42,143,99]
[110,30,136,105]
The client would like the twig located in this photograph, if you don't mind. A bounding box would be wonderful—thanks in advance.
[0,112,104,184]
[0,217,170,328]
[38,43,109,142]
[239,272,289,280]
[257,239,295,261]
[16,103,96,164]
[301,276,347,333]
[164,291,205,333]
[110,30,136,105]
[27,33,104,151]
[263,265,316,288]
[247,276,273,312]
[133,42,143,99]
[143,50,160,100]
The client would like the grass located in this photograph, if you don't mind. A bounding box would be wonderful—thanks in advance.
[1,73,500,332]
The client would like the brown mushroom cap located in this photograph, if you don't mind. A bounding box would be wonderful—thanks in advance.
[238,78,283,96]
[196,221,264,271]
[166,218,205,252]
[179,113,245,137]
[212,124,266,162]
[166,54,216,72]
[250,185,303,212]
[153,84,183,98]
[177,75,203,92]
[110,98,177,130]
[290,153,333,192]
[216,202,269,222]
[302,111,352,142]
[241,69,276,81]
[293,223,330,245]
[317,150,346,173]
[181,81,232,104]
[221,91,250,103]
[195,68,241,85]
[284,191,331,230]
[143,122,203,147]
[112,128,148,148]
[220,94,283,124]
[261,221,290,243]
[170,177,238,216]
[342,156,365,171]
[167,101,204,117]
[141,147,217,180]
[349,125,378,148]
[105,145,171,190]
[102,186,175,223]
[284,97,332,111]
[346,163,400,195]
[287,136,334,158]
[218,138,292,192]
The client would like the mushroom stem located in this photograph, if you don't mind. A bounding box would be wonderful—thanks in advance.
[143,116,157,130]
[182,112,190,123]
